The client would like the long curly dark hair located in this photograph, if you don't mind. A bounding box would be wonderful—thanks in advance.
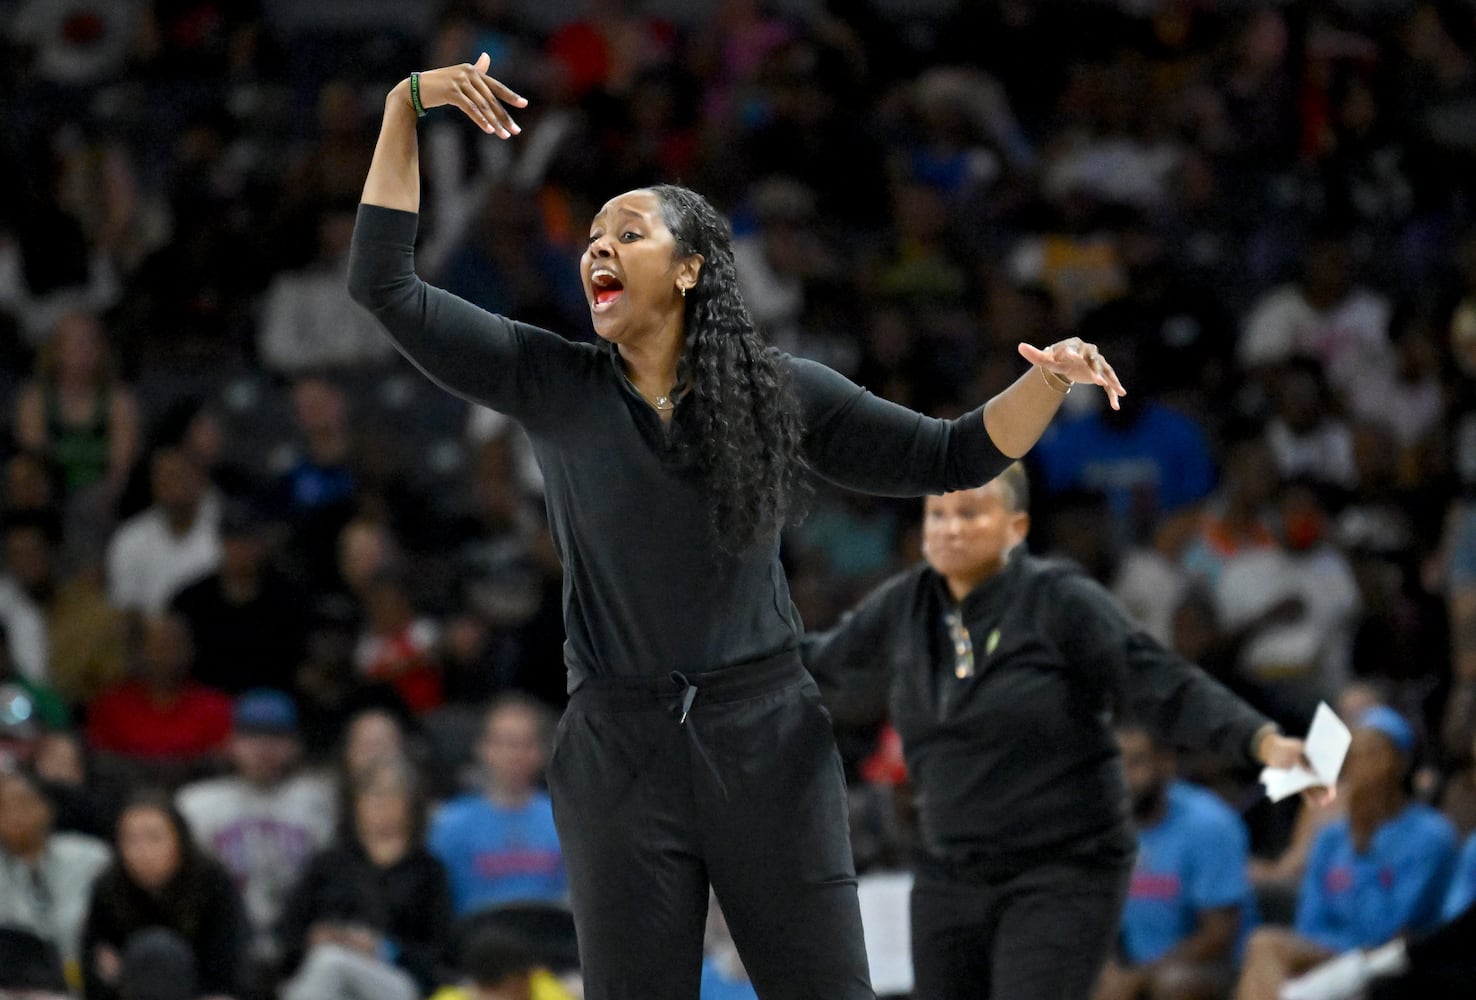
[650,184,809,553]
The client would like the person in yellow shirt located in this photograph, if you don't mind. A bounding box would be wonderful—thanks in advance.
[429,924,577,1000]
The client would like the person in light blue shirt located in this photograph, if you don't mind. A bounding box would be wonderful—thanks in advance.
[1030,333,1215,543]
[1095,725,1254,1000]
[1235,705,1459,998]
[1443,831,1476,922]
[429,694,566,915]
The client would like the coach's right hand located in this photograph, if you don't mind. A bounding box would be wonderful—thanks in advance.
[401,52,527,138]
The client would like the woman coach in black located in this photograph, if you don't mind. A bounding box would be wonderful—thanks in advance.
[802,465,1313,1000]
[348,55,1125,1000]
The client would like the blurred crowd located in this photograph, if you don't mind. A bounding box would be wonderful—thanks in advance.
[3,0,1476,997]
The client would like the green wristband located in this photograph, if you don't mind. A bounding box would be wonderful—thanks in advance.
[409,71,427,118]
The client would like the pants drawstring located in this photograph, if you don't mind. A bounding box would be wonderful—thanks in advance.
[669,670,729,801]
[670,670,698,724]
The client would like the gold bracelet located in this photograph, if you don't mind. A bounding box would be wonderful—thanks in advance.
[1039,366,1072,394]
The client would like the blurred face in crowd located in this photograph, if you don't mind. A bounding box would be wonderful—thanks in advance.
[220,531,265,581]
[343,711,405,778]
[149,449,206,519]
[354,759,413,844]
[480,703,546,797]
[921,479,1029,594]
[52,311,105,385]
[119,805,182,891]
[338,521,394,597]
[6,453,54,510]
[1223,438,1278,511]
[292,378,349,436]
[1278,485,1328,553]
[32,732,85,787]
[137,615,193,691]
[1341,727,1404,800]
[230,730,300,787]
[365,578,415,634]
[1118,726,1175,822]
[0,771,53,857]
[3,525,53,595]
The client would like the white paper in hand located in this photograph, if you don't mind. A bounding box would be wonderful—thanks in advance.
[1258,702,1351,803]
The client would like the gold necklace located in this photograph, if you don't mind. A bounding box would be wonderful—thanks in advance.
[623,370,676,411]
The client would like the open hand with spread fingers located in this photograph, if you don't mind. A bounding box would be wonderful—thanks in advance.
[403,52,527,138]
[1018,337,1127,410]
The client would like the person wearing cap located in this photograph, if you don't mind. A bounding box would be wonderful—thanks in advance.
[175,687,335,969]
[1233,705,1459,1000]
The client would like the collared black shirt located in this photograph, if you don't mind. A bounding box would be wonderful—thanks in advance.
[802,550,1273,873]
[349,205,1009,688]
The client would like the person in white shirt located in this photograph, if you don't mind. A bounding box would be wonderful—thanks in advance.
[175,688,336,963]
[1237,231,1392,405]
[105,447,220,615]
[0,766,111,970]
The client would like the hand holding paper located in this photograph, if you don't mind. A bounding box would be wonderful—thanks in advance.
[1259,702,1351,803]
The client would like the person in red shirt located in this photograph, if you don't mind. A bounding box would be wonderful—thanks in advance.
[85,613,231,780]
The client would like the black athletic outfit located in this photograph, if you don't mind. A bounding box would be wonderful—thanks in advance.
[801,549,1275,1000]
[348,204,1012,1000]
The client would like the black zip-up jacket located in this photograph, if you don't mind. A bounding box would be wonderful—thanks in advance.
[348,205,1009,687]
[801,549,1274,875]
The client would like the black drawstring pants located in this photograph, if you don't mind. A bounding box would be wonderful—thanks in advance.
[547,652,875,1000]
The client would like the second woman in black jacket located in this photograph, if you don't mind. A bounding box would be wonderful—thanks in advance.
[274,753,454,998]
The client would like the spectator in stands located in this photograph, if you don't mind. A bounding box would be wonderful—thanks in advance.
[85,613,232,774]
[1030,332,1217,544]
[1237,229,1392,406]
[1212,482,1361,726]
[0,765,111,972]
[105,446,221,616]
[0,512,51,685]
[295,605,411,763]
[428,922,577,1000]
[257,203,397,375]
[338,706,411,781]
[1181,432,1280,589]
[355,567,443,715]
[273,377,360,594]
[275,753,453,1000]
[430,694,565,916]
[171,499,309,695]
[1,508,127,707]
[1233,705,1458,999]
[175,688,335,964]
[447,435,564,706]
[81,790,250,1000]
[0,925,71,998]
[0,619,67,732]
[1094,724,1254,1000]
[12,309,138,508]
[31,728,116,840]
[1262,360,1358,494]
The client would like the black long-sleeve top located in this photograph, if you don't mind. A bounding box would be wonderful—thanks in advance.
[80,860,250,1000]
[348,205,1009,686]
[274,842,455,995]
[801,550,1274,873]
